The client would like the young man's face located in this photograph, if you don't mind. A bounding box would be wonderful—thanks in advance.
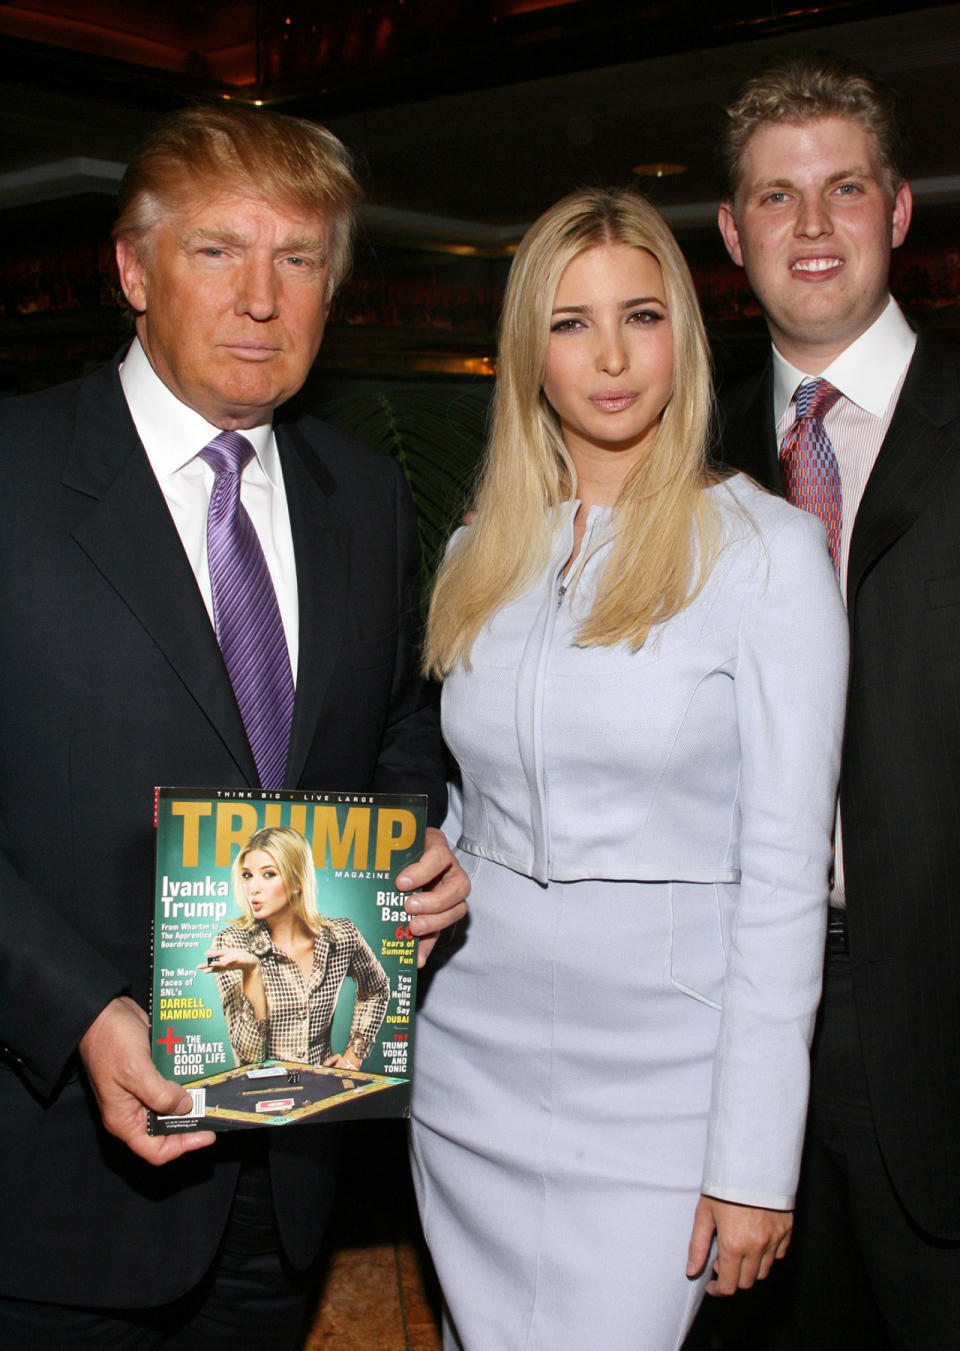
[718,116,912,373]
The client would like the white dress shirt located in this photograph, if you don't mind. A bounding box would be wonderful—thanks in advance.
[119,338,299,682]
[772,296,917,906]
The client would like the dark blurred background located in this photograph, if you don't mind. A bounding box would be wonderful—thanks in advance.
[4,0,960,396]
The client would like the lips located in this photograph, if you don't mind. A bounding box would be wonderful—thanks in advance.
[790,256,843,277]
[223,342,282,360]
[589,392,639,413]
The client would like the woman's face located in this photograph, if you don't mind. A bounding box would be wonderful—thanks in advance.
[542,243,674,481]
[240,848,292,922]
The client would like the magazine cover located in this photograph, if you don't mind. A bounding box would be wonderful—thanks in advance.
[148,787,425,1135]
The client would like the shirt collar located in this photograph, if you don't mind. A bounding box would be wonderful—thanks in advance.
[771,296,917,423]
[119,337,277,483]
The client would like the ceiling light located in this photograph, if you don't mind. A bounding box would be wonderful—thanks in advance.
[632,163,686,178]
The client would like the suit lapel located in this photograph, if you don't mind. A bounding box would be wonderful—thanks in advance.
[278,421,349,787]
[848,333,960,603]
[63,358,257,782]
[718,360,782,491]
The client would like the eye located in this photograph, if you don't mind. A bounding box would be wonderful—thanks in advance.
[550,317,584,333]
[761,191,789,206]
[240,870,252,880]
[627,309,665,326]
[282,253,323,271]
[834,182,862,196]
[200,247,226,258]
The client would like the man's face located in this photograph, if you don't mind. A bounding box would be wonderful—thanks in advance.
[718,117,912,372]
[116,192,332,428]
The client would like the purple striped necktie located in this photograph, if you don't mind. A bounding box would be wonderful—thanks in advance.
[200,430,294,791]
[780,378,844,579]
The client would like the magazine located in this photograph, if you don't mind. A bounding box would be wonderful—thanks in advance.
[147,787,425,1134]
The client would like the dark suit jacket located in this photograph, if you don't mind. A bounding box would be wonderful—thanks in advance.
[0,352,446,1304]
[718,329,960,1239]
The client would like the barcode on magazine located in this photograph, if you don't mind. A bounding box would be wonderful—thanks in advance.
[158,1088,206,1122]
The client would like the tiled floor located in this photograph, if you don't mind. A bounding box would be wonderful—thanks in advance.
[303,1119,442,1351]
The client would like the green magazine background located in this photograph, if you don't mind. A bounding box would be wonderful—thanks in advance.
[151,788,424,1089]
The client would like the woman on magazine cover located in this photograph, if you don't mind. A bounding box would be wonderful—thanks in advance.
[206,825,389,1069]
[409,188,848,1350]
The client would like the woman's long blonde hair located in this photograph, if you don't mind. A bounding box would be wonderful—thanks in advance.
[423,188,720,677]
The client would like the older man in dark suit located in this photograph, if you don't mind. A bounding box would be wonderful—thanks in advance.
[715,51,960,1351]
[0,103,467,1349]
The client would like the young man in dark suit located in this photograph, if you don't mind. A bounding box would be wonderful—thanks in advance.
[715,51,960,1351]
[0,103,467,1349]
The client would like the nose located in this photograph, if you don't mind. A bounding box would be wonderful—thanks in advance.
[794,191,833,240]
[236,254,279,321]
[596,324,628,377]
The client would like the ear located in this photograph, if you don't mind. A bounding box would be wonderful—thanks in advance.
[717,202,744,267]
[115,237,148,313]
[891,181,912,250]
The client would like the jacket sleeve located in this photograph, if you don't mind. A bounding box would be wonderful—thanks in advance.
[0,842,128,1097]
[344,924,391,1058]
[701,506,849,1210]
[212,930,268,1066]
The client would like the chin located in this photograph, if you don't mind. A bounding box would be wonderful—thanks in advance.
[208,385,286,425]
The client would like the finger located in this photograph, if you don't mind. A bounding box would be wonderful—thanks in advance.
[151,1130,217,1162]
[416,934,440,967]
[98,1082,215,1162]
[757,1246,779,1282]
[705,1231,748,1297]
[397,831,471,907]
[736,1250,763,1290]
[406,896,468,939]
[404,882,452,915]
[122,1060,196,1119]
[686,1203,714,1277]
[404,862,469,922]
[706,1252,742,1297]
[394,828,447,892]
[127,1127,217,1166]
[124,998,150,1030]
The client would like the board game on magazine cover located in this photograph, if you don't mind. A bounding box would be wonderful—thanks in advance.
[148,787,425,1135]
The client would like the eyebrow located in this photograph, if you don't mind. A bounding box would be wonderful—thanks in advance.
[749,165,876,194]
[178,226,327,256]
[179,226,247,248]
[551,295,666,314]
[277,235,327,256]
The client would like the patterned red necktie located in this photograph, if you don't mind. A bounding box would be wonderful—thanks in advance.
[200,431,295,791]
[780,379,843,579]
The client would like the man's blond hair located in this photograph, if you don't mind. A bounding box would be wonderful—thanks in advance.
[114,102,361,298]
[720,51,905,206]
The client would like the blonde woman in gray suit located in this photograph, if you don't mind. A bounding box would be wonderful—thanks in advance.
[410,189,848,1350]
[206,825,389,1069]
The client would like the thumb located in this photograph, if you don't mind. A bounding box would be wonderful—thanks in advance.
[132,1060,195,1117]
[686,1197,715,1277]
